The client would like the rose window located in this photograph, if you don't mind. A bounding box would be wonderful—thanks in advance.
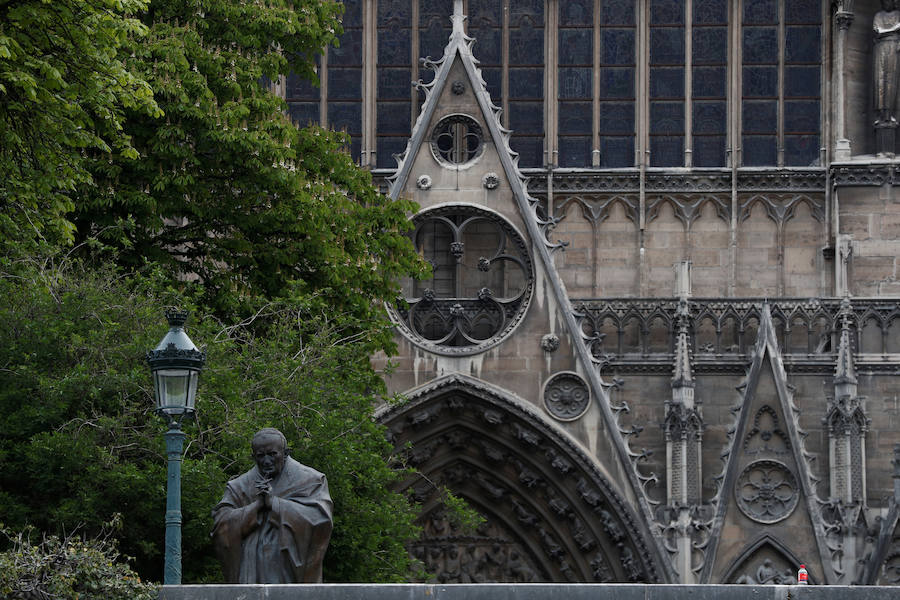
[394,206,534,355]
[430,114,484,166]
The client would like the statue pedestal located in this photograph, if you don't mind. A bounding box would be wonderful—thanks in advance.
[875,120,897,157]
[834,139,852,162]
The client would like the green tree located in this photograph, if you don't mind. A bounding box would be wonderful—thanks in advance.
[76,0,424,324]
[0,255,421,582]
[0,0,159,255]
[1,0,433,584]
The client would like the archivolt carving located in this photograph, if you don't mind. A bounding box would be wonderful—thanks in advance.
[377,375,665,583]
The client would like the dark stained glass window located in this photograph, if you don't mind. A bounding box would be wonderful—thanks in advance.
[285,53,320,129]
[649,0,684,167]
[327,0,363,160]
[598,0,635,167]
[783,1,820,166]
[509,1,545,167]
[741,0,778,166]
[558,0,593,167]
[467,0,503,100]
[692,0,727,166]
[376,1,412,169]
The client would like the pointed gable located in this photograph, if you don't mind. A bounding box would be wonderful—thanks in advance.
[702,305,831,582]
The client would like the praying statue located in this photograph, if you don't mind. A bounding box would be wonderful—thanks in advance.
[211,428,333,583]
[874,0,900,154]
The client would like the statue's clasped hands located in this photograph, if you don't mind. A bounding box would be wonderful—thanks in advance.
[256,477,273,509]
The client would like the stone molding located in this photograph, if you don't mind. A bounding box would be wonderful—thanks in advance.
[160,584,900,599]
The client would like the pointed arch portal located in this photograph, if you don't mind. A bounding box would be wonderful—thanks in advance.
[377,375,665,583]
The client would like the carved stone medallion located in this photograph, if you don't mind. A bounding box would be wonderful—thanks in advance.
[540,333,560,353]
[416,174,432,190]
[543,372,590,421]
[735,460,799,524]
[483,172,500,189]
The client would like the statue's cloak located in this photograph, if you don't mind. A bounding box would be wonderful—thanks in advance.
[212,457,333,583]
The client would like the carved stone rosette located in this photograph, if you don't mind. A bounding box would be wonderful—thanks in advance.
[735,460,799,524]
[543,372,590,421]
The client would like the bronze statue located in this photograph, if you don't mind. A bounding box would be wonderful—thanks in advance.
[211,428,333,583]
[874,0,900,154]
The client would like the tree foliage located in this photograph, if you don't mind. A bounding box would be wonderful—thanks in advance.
[0,255,421,582]
[0,0,159,255]
[76,0,425,322]
[0,0,433,585]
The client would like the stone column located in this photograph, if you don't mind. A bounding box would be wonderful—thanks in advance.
[833,5,854,160]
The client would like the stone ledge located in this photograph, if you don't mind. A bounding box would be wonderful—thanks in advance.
[159,584,899,600]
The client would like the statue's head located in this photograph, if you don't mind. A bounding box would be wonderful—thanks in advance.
[883,0,896,11]
[251,428,288,479]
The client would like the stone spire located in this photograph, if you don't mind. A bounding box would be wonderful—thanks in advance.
[671,299,695,406]
[664,297,702,507]
[834,297,858,400]
[825,298,869,504]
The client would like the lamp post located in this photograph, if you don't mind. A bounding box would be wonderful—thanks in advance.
[146,309,205,585]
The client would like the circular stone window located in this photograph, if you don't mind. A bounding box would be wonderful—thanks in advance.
[393,205,534,355]
[430,114,484,166]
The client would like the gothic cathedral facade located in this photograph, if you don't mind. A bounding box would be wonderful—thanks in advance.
[279,0,900,584]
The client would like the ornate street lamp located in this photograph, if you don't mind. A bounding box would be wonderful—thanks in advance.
[146,309,205,585]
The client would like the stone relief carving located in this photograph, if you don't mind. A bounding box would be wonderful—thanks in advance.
[411,512,543,583]
[881,547,900,585]
[735,460,799,524]
[734,558,797,585]
[743,406,791,456]
[543,371,590,421]
[482,172,500,189]
[416,174,432,190]
[540,333,560,353]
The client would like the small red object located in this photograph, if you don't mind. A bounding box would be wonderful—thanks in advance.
[797,564,808,584]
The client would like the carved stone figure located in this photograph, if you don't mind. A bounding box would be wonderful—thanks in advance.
[211,428,333,583]
[874,0,900,154]
[756,558,777,584]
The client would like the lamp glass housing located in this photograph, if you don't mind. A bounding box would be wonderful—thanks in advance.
[153,368,199,415]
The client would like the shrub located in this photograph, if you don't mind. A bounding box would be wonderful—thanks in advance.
[0,526,156,600]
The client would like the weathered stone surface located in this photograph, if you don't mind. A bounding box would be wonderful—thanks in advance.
[159,585,900,600]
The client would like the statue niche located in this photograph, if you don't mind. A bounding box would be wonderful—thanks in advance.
[874,0,900,155]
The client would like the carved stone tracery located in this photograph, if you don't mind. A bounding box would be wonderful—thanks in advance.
[378,376,664,583]
[394,205,535,355]
[735,460,799,524]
